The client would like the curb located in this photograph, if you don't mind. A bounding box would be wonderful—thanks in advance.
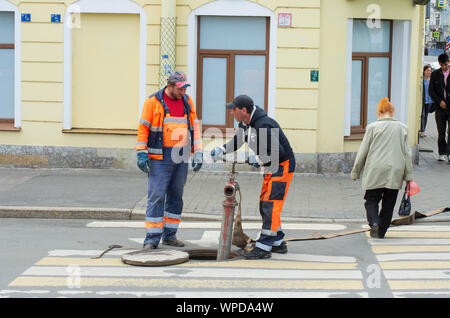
[2,206,450,224]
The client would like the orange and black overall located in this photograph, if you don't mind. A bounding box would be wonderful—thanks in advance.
[256,157,295,251]
[223,106,295,252]
[136,88,202,247]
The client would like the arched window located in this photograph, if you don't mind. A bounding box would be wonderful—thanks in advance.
[0,0,20,130]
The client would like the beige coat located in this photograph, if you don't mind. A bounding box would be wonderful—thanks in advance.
[351,118,413,190]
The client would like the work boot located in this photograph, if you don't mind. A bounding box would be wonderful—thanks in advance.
[271,241,288,254]
[142,242,157,250]
[244,247,271,260]
[162,238,185,247]
[370,223,380,238]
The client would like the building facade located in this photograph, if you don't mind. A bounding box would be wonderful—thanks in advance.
[0,0,425,173]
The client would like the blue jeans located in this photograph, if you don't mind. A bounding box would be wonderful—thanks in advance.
[143,147,188,246]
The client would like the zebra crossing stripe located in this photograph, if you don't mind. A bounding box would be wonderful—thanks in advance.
[372,245,450,253]
[389,280,450,290]
[9,277,365,290]
[376,253,450,262]
[380,261,450,269]
[368,238,450,245]
[20,266,364,280]
[366,231,450,238]
[86,221,346,231]
[38,256,357,269]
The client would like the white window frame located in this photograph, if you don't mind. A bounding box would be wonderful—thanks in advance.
[0,0,21,128]
[187,0,276,118]
[63,0,147,130]
[344,19,411,136]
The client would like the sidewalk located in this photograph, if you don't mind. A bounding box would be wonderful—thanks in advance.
[0,119,449,223]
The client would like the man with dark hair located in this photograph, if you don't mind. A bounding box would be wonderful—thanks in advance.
[429,53,450,163]
[136,71,203,249]
[210,95,296,259]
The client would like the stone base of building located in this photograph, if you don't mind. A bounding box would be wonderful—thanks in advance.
[0,144,419,174]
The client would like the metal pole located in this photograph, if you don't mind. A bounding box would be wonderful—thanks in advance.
[217,164,239,260]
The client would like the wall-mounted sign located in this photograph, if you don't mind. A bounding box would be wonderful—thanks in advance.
[278,13,292,28]
[310,70,319,82]
[51,14,61,23]
[21,13,31,22]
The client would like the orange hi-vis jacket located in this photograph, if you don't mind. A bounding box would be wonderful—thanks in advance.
[136,88,202,159]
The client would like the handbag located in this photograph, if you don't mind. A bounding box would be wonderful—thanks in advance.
[398,183,411,216]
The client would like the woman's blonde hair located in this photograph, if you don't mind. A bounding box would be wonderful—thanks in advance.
[377,97,395,115]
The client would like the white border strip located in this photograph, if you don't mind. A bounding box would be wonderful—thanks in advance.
[0,0,21,128]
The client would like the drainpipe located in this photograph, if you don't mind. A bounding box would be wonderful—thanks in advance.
[160,0,177,89]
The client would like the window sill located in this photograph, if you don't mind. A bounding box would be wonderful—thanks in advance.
[62,128,137,135]
[344,133,364,140]
[0,123,21,132]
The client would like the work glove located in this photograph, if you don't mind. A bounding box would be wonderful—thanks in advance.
[248,154,260,169]
[192,152,203,172]
[137,152,150,173]
[210,146,226,162]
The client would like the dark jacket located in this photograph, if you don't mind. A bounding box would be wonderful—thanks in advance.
[428,68,450,114]
[223,106,294,167]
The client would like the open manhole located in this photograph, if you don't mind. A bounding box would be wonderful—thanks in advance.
[122,248,241,266]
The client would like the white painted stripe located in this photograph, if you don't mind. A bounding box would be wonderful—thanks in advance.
[368,238,450,245]
[377,253,450,261]
[47,248,357,263]
[86,221,346,231]
[48,249,133,257]
[62,290,369,298]
[22,266,363,279]
[387,225,450,232]
[0,289,49,295]
[393,291,450,298]
[270,253,357,263]
[384,270,450,280]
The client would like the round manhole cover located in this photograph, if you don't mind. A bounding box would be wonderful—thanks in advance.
[122,249,189,266]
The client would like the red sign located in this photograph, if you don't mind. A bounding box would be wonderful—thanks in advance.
[278,13,292,28]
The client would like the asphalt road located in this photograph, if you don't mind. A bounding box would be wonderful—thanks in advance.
[2,218,450,300]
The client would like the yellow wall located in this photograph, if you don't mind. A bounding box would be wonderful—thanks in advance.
[0,0,423,158]
[320,0,421,153]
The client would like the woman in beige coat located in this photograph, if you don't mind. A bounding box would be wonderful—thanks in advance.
[351,98,413,238]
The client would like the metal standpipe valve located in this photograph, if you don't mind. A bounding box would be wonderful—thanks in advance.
[217,162,240,261]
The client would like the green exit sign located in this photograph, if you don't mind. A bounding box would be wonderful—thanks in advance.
[310,70,319,82]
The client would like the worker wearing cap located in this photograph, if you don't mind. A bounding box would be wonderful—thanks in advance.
[211,95,296,259]
[136,71,203,249]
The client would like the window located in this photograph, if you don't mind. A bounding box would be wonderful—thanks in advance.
[196,16,269,131]
[0,11,14,129]
[350,20,392,134]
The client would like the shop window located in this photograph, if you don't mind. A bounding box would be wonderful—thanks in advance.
[350,20,392,134]
[0,11,14,129]
[197,16,269,131]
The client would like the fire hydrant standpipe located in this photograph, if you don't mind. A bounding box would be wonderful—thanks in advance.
[217,162,240,261]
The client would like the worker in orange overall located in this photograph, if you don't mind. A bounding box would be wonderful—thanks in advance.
[211,95,296,259]
[136,71,203,249]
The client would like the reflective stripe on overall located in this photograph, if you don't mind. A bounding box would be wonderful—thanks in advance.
[256,157,295,251]
[143,101,189,246]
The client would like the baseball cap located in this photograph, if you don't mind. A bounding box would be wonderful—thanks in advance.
[168,71,191,88]
[226,95,254,109]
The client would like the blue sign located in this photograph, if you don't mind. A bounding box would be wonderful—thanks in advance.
[51,14,61,23]
[21,13,31,22]
[164,64,172,74]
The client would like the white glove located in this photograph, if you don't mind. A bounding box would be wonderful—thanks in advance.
[210,146,226,162]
